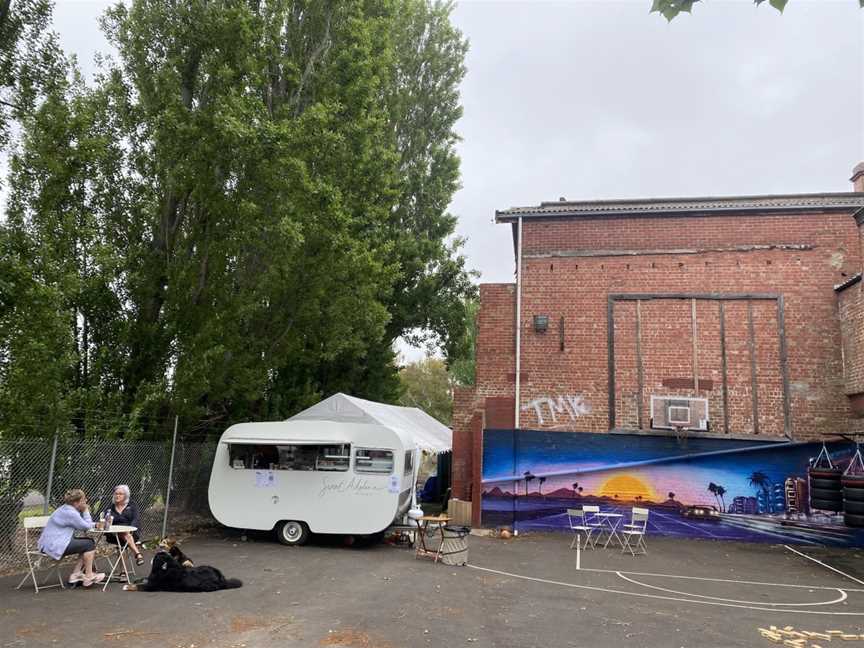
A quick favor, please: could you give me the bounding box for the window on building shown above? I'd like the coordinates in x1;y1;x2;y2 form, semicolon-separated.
228;443;350;472
354;448;394;474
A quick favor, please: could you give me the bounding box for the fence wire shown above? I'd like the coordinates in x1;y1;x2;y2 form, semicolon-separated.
0;436;217;574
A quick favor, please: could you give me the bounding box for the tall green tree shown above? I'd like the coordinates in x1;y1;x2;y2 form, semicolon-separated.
382;0;476;361
398;356;452;425
1;0;476;438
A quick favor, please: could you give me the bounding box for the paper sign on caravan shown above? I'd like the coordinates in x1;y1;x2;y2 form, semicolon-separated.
388;474;400;494
255;470;276;488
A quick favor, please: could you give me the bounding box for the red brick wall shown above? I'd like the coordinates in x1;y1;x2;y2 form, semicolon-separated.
459;210;863;442
451;386;478;500
839;280;864;407
475;284;517;397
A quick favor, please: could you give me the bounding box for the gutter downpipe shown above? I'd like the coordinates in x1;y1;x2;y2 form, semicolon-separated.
515;216;523;429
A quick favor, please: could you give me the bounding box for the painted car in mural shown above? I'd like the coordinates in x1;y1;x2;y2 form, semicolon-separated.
682;504;721;521
481;429;864;547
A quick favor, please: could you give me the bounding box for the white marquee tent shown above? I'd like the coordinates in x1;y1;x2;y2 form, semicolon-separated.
288;393;452;454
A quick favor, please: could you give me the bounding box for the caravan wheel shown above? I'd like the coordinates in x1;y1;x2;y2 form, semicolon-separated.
276;520;310;546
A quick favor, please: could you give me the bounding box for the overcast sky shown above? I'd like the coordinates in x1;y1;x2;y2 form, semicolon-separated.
55;0;864;283
49;0;864;358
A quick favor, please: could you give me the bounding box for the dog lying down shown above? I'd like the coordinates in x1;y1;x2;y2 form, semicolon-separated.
124;551;242;592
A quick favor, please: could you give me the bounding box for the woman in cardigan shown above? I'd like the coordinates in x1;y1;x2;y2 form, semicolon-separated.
105;484;144;565
38;489;106;587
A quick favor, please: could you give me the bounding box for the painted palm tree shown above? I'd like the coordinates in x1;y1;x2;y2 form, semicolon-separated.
572;482;579;495
523;471;535;496
748;470;772;513
707;482;721;510
715;485;727;513
748;471;770;492
538;476;547;495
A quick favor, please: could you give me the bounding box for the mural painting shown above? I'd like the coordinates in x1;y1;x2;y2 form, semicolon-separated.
481;429;864;547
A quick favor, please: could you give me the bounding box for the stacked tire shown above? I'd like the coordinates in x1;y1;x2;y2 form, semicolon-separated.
843;475;864;527
809;466;843;512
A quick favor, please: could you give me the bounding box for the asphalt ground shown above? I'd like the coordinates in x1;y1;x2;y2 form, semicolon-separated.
2;528;864;648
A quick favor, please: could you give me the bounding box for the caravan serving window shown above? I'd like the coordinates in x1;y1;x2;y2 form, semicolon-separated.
228;443;350;472
354;448;394;474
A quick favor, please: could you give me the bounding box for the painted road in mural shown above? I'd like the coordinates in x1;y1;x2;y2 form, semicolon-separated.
481;430;864;547
483;497;860;546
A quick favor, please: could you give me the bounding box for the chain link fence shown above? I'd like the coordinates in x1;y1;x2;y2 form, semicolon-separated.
0;434;218;575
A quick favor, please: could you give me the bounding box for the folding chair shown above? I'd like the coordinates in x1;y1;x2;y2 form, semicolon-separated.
566;508;596;550
15;516;71;593
581;504;604;542
621;507;649;556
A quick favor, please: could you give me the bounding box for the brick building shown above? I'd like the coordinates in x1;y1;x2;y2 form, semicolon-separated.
453;163;864;519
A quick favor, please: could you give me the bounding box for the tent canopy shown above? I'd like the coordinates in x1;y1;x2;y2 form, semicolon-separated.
288;393;452;454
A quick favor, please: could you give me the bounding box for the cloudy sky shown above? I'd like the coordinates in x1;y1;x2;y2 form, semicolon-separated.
48;1;864;358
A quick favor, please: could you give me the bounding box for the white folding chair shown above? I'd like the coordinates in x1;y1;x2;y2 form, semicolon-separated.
621;507;649;556
580;504;603;542
566;508;596;550
15;516;71;593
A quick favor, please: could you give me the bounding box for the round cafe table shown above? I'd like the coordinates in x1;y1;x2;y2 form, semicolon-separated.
593;513;624;549
89;525;137;591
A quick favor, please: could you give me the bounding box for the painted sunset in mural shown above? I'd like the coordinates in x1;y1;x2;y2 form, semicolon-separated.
481;429;864;547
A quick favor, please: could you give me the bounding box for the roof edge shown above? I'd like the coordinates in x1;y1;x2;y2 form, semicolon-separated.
496;192;864;223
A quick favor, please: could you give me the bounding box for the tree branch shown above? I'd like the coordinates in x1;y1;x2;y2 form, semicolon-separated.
291;7;333;117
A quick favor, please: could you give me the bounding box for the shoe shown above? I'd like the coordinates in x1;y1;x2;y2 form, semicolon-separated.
83;572;106;587
68;571;84;584
135;553;144;565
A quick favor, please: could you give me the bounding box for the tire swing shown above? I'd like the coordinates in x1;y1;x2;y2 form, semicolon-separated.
842;444;864;528
808;443;843;513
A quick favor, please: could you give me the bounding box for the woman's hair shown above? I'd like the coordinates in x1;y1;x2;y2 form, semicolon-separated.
114;484;131;502
63;489;86;505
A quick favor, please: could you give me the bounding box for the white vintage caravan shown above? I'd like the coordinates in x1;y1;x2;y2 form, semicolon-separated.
208;394;452;545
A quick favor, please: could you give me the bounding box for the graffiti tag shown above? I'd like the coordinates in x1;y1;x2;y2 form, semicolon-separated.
521;394;591;425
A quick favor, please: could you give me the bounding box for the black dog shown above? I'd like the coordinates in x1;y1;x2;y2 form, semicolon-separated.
125;551;242;592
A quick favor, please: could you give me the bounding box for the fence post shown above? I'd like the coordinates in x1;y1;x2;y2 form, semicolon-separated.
43;431;59;514
162;416;179;538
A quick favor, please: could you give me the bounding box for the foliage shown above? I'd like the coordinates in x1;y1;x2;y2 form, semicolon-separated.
448;297;478;386
398;356;452;426
0;0;67;154
651;0;863;21
0;0;475;439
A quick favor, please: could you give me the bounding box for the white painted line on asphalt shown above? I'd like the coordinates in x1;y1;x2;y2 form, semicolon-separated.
467;564;864;615
577;567;864;592
614;571;847;606
784;544;864;587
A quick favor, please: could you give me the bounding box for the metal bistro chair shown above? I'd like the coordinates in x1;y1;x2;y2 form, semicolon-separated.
621;507;649;556
582;504;604;543
16;516;72;593
566;508;596;550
